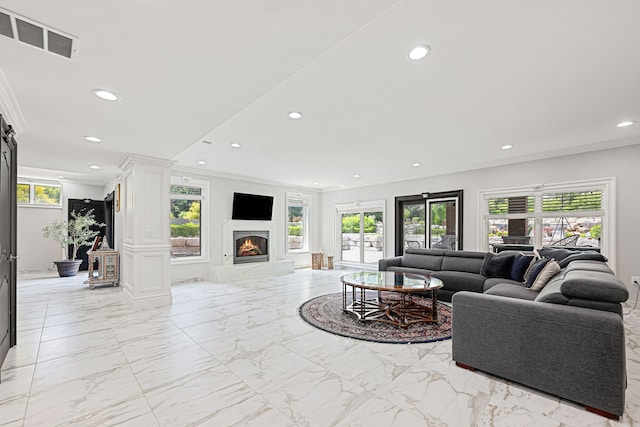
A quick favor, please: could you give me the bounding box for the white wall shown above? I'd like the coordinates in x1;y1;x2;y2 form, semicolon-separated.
319;144;640;296
169;170;322;283
17;181;106;273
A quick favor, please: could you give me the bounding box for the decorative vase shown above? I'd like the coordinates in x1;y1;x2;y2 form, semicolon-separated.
53;260;82;277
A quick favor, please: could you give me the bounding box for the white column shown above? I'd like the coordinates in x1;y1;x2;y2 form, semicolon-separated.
119;154;175;309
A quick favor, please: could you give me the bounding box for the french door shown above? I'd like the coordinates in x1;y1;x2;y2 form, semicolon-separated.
336;201;385;265
395;190;463;255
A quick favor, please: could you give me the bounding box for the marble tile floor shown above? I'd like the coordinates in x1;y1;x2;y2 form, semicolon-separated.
1;269;639;426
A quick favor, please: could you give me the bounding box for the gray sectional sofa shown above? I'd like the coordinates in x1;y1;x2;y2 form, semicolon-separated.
378;247;629;419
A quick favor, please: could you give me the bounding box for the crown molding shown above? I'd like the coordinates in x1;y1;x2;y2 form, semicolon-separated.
0;67;27;135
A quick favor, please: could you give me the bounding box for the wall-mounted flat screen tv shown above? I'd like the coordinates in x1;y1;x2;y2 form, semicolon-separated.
232;192;274;221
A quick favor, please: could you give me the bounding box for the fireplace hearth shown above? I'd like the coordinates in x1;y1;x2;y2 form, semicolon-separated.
234;230;269;264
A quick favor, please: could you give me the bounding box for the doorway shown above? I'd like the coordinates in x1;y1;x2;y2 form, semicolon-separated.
67;199;107;270
395;190;463;255
0;114;18;377
336;200;385;265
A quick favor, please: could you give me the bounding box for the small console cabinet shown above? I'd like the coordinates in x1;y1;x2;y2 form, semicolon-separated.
86;250;119;289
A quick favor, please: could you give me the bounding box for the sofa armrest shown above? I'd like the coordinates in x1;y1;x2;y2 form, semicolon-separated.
378;256;402;271
451;292;626;416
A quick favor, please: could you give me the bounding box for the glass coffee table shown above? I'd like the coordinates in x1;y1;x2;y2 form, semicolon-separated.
340;271;443;328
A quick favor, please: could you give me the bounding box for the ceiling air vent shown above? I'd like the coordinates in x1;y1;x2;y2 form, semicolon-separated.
0;7;78;60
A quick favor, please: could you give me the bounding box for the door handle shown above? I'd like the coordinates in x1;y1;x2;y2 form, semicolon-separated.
8;254;19;262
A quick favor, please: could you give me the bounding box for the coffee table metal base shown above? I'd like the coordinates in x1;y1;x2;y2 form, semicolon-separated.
342;284;438;328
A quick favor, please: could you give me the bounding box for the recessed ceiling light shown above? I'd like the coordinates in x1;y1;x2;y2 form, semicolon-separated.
57;175;64;179
501;144;513;150
196;160;206;165
353;174;361;178
230;142;241;148
84;136;101;143
313;181;319;185
617;121;635;128
93;89;119;101
88;164;101;170
412;162;422;167
408;45;430;60
288;111;303;119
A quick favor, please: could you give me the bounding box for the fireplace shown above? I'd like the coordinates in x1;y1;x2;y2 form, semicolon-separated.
233;230;269;264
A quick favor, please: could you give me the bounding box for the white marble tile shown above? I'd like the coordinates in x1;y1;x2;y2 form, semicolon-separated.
128;345;219;392
5;269;640;426
54;396;158;427
0;365;34;425
334;395;427;427
24;365;144;426
1;328;41;370
36;329;119;363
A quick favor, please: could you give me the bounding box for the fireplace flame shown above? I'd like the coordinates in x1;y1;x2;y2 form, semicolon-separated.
237;238;263;257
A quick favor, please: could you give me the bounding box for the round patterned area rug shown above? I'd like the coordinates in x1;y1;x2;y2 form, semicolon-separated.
298;292;452;344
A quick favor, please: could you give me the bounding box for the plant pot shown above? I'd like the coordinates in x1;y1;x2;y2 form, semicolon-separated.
53;260;82;277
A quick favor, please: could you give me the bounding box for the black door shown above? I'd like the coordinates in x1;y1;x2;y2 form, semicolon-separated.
104;191;115;249
67;199;106;270
0;114;18;380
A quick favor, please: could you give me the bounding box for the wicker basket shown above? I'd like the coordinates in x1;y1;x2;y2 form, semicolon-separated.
311;253;323;270
327;256;334;270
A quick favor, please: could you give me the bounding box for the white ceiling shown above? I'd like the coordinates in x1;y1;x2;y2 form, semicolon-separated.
2;1;639;190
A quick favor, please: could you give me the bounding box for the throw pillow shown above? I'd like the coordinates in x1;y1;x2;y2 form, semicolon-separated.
524;257;551;287
481;253;515;279
510;252;537;282
529;259;561;291
537;247;575;262
557;252;608;268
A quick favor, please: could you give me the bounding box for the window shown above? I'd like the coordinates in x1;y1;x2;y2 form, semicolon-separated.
286;192;311;253
336;200;385;265
170;177;208;260
480;178;614;262
17;180;61;206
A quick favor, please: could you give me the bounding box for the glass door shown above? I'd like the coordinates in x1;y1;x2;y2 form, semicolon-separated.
337;201;385;265
402;202;426;249
427;198;458;250
394;190;463;255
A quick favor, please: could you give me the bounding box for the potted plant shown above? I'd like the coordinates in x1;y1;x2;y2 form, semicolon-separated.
42;209;105;277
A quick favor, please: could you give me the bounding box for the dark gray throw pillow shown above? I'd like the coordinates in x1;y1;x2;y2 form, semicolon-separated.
557;251;608;268
537;247;574;262
481;253;515;279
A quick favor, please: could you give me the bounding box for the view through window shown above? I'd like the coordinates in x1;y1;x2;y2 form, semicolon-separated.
286;192;311;253
17;180;61;206
170;180;206;258
482;180;611;253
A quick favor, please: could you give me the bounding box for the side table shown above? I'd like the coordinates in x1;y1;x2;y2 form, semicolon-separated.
86;250;120;289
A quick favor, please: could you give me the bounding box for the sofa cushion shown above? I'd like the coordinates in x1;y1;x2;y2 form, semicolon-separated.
529;260;561;291
484;283;537;300
480;253;515;279
510;252;537;282
565;259;613;274
483;277;526;292
401;249;445;270
561;269;629;303
524;258;551;287
557;251;608;268
430;271;485;293
441;251;486;273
